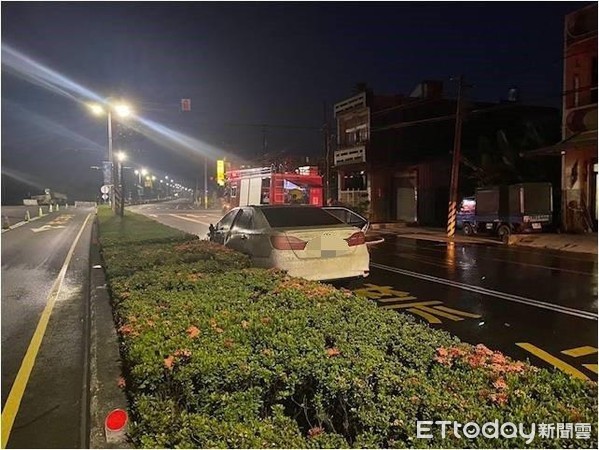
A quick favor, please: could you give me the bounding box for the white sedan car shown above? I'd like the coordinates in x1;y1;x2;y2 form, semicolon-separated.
208;205;370;282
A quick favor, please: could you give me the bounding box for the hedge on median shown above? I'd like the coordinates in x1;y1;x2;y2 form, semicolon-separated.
97;207;598;448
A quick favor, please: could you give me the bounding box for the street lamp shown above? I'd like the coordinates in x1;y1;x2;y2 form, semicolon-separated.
87;100;133;215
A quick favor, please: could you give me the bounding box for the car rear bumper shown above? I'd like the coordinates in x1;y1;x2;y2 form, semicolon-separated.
260;247;370;281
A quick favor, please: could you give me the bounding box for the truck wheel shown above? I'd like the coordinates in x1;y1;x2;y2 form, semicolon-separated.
462;223;474;236
497;225;511;244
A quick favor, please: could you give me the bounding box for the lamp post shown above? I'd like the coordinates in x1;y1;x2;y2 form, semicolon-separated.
88;101;132;214
116;151;127;217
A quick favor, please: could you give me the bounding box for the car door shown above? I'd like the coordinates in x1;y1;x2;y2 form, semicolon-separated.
323;206;370;233
212;209;241;245
227;208;255;254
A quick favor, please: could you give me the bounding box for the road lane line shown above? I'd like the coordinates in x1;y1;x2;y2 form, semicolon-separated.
370;262;598;321
434;305;482;319
1;212;93;448
516;343;590;380
560;346;598;357
168;214;211;226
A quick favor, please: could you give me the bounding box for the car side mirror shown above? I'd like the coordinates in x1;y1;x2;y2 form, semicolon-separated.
208;223;216;238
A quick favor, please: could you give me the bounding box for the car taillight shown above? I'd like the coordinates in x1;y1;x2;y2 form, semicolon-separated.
270;235;308;250
345;231;365;246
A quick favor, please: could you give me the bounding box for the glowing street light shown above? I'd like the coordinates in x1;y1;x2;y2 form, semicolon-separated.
87;99;134;216
114;103;132;118
89;104;104;116
116;151;127;162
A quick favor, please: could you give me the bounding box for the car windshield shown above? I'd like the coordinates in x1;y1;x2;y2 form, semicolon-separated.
261;206;344;228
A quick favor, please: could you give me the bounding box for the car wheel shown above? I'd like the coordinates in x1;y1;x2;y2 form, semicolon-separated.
497;225;511;244
462;223;474;236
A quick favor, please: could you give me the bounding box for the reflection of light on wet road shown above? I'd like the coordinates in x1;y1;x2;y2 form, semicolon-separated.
445;241;456;274
390;240;595;276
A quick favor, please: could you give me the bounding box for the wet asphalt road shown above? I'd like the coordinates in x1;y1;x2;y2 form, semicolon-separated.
362;235;597;381
1;206;94;448
133;200;598;381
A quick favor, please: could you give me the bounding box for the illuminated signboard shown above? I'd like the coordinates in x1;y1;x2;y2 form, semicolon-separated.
217;160;225;186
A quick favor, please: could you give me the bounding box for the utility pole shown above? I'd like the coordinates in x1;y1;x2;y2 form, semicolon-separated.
119;160;125;217
446;75;468;238
107;110;116;212
204;155;208;209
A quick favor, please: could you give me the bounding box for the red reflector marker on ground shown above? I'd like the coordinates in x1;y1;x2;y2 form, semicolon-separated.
105;409;128;443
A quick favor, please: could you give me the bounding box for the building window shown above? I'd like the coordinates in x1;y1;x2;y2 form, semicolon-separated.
574;75;580;107
341;171;367;191
357;125;368;143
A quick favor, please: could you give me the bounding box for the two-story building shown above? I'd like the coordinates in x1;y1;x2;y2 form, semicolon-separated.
333;82;457;223
333;81;560;225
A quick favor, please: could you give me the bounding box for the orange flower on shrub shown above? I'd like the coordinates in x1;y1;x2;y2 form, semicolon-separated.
308;427;324;438
434;347;451;366
241;320;249;329
260;317;272;325
493;377;508;391
224;338;234;349
187;325;200;338
489;392;509;406
164;355;175;370
326;347;341;357
118;323;135;336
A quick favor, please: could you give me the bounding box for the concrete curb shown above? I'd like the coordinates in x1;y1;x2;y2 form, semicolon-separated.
508;233;598;255
88;219;132;448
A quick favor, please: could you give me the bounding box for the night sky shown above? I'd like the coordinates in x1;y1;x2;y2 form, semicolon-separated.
1;1;589;203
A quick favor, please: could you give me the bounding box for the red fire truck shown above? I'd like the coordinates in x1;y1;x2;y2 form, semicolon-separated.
222;166;323;211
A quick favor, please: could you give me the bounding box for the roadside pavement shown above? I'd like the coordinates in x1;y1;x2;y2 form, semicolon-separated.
370;222;598;255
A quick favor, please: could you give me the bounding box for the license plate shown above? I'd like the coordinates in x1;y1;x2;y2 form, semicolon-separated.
532;223;541;230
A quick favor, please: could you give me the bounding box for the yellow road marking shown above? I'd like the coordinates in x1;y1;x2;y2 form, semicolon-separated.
560;346;598;358
418;305;464;321
380;300;442;309
434;305;482;319
376;296;418;303
1;213;92;448
583;364;598;374
407;308;442;324
516;343;590;381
